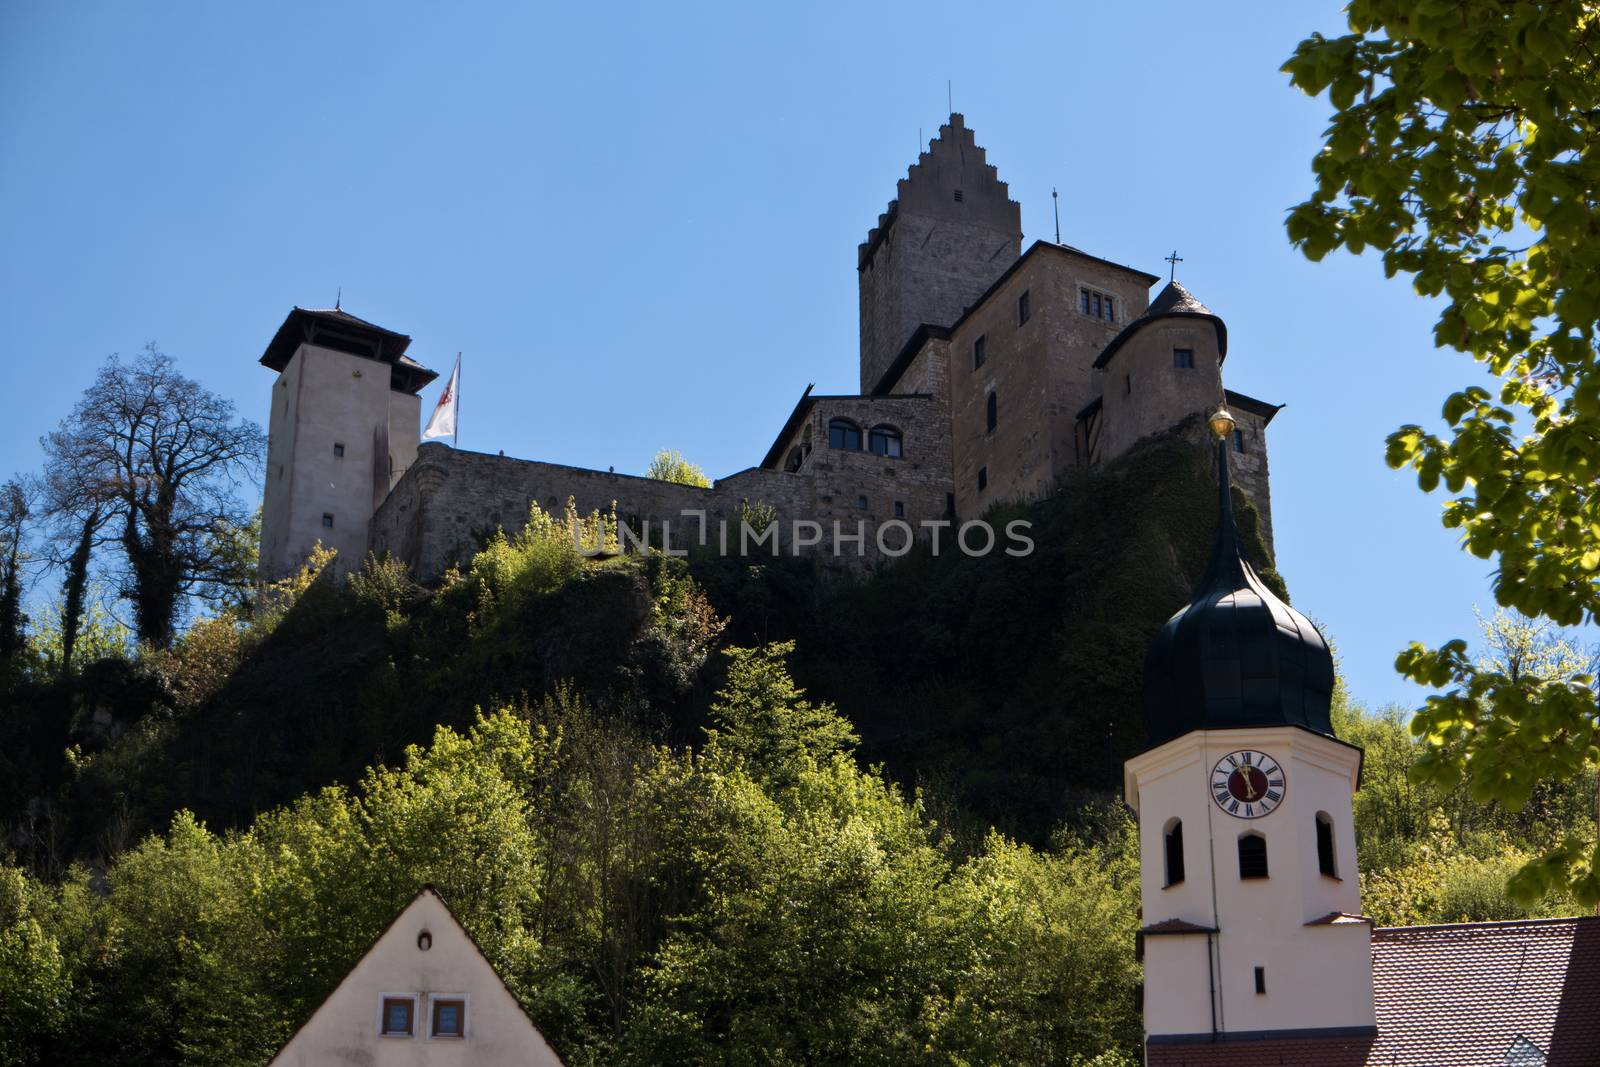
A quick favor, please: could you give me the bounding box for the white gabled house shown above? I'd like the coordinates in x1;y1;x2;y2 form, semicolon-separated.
268;885;565;1066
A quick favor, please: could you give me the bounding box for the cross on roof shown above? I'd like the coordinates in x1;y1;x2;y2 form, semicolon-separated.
1164;250;1183;283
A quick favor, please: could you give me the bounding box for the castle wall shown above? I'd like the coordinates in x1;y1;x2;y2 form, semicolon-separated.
946;246;1155;517
372;394;955;582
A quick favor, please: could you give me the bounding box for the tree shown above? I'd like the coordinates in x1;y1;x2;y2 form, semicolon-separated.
644;449;712;488
1285;1;1600;905
0;479;32;665
42;346;265;647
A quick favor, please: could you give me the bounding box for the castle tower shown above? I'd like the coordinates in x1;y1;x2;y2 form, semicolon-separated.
1124;411;1374;1049
258;307;437;581
857;113;1022;393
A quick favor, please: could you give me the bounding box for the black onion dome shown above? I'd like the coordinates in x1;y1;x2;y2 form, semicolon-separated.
1142;436;1336;747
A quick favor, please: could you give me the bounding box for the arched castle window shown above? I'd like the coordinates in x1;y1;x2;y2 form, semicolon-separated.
868;425;902;457
828;419;862;451
1316;812;1337;878
1238;832;1268;879
986;392;998;433
1163;818;1185;887
784;446;804;473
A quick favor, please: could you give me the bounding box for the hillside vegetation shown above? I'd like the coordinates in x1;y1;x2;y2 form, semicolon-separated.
0;429;1591;1067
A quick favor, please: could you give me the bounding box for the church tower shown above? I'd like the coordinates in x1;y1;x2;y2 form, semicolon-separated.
258;307;437;581
1124;408;1375;1048
857;114;1022;393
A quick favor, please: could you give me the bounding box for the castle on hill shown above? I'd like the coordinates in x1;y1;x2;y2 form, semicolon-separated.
259;113;1282;582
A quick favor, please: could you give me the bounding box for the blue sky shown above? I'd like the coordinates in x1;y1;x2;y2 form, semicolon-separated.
0;1;1531;708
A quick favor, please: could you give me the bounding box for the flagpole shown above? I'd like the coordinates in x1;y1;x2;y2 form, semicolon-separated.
454;352;461;449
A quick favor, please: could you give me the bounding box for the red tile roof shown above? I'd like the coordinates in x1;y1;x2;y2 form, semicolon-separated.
1148;915;1600;1067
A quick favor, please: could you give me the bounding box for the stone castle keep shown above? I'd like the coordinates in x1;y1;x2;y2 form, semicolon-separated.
259;114;1282;582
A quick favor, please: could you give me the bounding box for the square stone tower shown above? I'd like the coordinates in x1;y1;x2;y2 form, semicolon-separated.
858;113;1022;394
258;307;437;581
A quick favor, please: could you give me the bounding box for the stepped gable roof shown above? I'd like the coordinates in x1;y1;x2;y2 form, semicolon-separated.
1147;915;1600;1066
260;306;438;395
1093;280;1228;370
1141;425;1335;748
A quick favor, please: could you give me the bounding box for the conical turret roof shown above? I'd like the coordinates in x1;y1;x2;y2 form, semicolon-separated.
1093;280;1228;369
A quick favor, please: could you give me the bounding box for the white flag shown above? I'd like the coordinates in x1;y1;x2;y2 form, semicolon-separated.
423;356;459;443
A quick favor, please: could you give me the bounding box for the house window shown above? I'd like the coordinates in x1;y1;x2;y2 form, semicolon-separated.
894;501;905;518
856;495;868;509
1233;429;1246;454
828;419;862;451
431;997;466;1039
1316;813;1337;878
1173;348;1194;369
1238;833;1268;879
868;425;903;457
380;996;415;1037
322;513;335;529
973;334;987;369
986;392;998;433
1164;819;1185;887
1018;290;1031;325
977;467;988;492
1254;967;1266;995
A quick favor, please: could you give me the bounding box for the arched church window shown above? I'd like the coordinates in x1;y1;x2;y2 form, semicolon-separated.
1316;812;1337;878
828;419;862;451
868;425;903;457
986;392;998;433
1238;832;1268;879
1163;819;1185;886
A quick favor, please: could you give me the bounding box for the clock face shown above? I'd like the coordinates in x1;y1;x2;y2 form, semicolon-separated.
1211;750;1284;819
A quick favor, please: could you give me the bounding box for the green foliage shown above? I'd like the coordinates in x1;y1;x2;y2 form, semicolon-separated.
0;650;1142;1066
694;427;1283;843
645;448;712;488
1285;0;1600;904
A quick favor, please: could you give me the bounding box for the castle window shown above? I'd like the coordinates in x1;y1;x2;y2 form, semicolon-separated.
894;501;905;518
1233;429;1246;454
380;995;416;1037
856;495;868;509
868;425;903;457
977;467;988;491
1018;290;1031;325
1173;348;1194;369
333;442;346;457
1316;812;1338;878
322;513;335;529
785;446;804;473
1080;287;1116;321
953;189;963;202
973;334;987;369
1238;832;1268;879
1254;967;1266;995
1124;375;1132;396
1164;819;1185;887
828;419;862;451
431;997;466;1038
986;392;998;433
